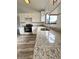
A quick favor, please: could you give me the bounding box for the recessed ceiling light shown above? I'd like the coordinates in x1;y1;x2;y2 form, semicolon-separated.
25;0;30;4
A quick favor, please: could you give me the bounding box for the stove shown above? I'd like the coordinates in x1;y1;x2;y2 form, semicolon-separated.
24;24;33;32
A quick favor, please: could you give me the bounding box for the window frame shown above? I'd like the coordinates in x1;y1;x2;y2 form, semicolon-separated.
45;14;58;24
49;14;57;24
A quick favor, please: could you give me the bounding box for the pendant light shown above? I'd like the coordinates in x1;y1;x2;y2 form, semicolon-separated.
25;0;30;4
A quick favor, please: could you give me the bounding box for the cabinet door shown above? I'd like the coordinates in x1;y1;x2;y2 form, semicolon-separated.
41;11;45;22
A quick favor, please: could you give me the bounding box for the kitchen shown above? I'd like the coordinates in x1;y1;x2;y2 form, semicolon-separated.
17;0;61;59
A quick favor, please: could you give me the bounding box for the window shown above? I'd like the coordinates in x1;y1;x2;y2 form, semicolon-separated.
49;15;57;23
45;14;57;24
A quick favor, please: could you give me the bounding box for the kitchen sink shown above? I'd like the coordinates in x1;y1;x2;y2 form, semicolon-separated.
41;28;49;31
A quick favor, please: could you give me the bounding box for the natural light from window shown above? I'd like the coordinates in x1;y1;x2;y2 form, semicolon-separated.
48;32;55;43
50;16;57;23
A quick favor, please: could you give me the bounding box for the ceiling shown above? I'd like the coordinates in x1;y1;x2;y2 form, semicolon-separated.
17;0;49;13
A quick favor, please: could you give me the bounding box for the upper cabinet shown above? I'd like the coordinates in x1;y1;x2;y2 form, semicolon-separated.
41;11;45;22
45;0;61;14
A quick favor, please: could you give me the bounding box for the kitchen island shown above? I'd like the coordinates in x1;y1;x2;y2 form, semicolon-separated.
33;27;61;59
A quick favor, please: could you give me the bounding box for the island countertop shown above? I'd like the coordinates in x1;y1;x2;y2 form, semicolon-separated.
33;27;61;59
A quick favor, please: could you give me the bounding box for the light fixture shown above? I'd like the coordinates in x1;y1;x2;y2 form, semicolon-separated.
25;0;30;4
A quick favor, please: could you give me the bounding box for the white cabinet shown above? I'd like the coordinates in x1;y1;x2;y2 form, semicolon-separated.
41;11;45;22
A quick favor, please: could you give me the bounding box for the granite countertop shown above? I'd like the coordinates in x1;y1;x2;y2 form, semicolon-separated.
33;27;61;59
43;24;61;32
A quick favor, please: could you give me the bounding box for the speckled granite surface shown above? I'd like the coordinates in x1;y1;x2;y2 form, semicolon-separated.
33;27;61;59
